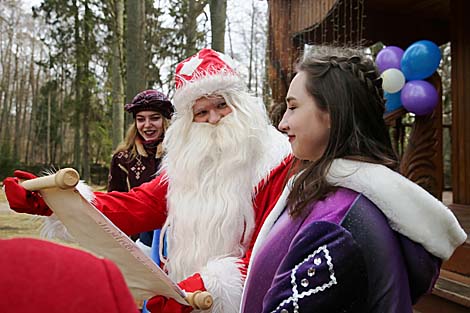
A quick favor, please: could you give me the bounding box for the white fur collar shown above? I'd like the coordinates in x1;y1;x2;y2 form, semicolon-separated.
250;159;466;264
327;159;467;260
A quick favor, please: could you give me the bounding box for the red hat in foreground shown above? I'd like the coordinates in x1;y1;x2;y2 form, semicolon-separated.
0;238;138;313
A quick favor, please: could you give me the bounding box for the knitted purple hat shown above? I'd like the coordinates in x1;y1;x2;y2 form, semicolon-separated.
125;90;174;119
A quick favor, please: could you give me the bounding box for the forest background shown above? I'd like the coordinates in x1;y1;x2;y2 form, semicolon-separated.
0;0;452;188
0;0;270;184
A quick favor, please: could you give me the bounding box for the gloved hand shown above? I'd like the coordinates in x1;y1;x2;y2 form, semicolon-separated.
2;170;52;216
146;273;206;313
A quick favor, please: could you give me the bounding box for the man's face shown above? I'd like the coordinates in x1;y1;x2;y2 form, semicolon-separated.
192;95;233;124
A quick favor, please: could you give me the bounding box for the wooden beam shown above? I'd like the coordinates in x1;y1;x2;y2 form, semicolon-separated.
450;0;470;205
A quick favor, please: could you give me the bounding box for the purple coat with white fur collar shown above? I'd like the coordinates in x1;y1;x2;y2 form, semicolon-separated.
241;188;441;313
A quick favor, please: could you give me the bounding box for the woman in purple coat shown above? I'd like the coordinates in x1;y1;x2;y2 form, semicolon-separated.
241;47;466;313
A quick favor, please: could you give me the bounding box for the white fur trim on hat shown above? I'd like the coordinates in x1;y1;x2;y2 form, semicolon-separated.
173;72;243;114
200;257;244;313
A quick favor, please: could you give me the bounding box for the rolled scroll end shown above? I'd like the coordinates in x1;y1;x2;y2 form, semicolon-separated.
54;168;80;189
185;291;213;310
21;168;80;191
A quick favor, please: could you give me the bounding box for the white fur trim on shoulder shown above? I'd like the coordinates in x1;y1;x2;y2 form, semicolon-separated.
200;257;244;313
328;159;467;260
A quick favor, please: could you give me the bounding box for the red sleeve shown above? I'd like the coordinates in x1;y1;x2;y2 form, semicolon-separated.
93;173;168;236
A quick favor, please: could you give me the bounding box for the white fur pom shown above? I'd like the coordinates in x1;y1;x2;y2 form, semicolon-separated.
200;257;244;313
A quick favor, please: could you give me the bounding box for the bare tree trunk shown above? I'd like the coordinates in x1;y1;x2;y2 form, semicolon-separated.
20;67;29;163
125;0;146;126
13;51;27;161
111;0;124;149
26;49;42;165
183;0;208;58
209;0;226;52
81;0;92;182
248;0;256;91
0;27;13;147
12;46;20;159
57;65;65;164
262;15;271;107
226;13;234;58
254;34;259;96
72;0;82;171
25;60;35;164
46;90;51;163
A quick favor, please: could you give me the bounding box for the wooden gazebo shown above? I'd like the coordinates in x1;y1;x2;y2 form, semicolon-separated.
267;0;469;311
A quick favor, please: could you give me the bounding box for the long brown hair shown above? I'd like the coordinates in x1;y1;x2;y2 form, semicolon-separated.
114;116;170;160
287;46;398;218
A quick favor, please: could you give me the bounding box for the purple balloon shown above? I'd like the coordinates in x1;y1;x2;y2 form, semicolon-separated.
400;80;439;116
376;46;404;73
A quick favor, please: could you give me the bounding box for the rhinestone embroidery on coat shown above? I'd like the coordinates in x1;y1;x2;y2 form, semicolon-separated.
130;156;146;180
271;245;337;313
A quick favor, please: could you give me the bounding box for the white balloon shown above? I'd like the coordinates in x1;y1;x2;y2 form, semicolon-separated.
381;68;406;93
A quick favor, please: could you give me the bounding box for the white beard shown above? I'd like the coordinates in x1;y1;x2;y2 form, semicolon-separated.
161;96;272;281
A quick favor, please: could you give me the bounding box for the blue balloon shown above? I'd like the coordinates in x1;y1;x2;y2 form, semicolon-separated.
401;40;441;80
384;91;402;113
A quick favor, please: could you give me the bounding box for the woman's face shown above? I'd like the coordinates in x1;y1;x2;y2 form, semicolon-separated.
135;110;164;142
192;95;232;124
279;71;330;161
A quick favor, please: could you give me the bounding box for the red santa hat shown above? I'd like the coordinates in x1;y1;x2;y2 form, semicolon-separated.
0;238;138;313
173;48;243;113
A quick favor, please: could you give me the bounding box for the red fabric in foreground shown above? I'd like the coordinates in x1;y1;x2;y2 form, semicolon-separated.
0;238;138;313
146;272;206;313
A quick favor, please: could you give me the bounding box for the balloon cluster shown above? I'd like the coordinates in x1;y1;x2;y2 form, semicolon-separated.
376;40;441;115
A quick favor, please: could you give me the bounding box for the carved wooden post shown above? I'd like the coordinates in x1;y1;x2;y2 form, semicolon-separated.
399;73;443;200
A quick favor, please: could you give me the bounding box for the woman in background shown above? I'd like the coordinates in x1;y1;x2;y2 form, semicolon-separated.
108;89;173;250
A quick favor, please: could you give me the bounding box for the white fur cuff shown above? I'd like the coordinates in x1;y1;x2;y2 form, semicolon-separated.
200;257;244;313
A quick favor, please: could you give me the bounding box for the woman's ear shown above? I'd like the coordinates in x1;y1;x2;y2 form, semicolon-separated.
324;112;331;130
